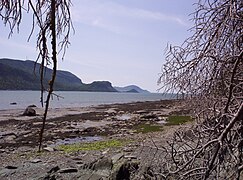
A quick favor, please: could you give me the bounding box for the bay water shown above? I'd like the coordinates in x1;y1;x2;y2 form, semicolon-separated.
0;91;173;110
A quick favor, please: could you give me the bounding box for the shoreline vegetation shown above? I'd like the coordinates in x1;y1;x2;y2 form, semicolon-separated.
0;99;192;179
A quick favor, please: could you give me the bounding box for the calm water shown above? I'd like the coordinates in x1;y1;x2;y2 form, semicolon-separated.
0;91;173;110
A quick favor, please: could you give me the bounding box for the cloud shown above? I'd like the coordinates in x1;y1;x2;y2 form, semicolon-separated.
71;0;188;33
130;9;188;26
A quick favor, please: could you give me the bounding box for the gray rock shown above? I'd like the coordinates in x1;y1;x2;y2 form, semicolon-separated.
0;149;5;153
43;146;55;152
48;166;60;174
106;108;117;114
111;153;124;164
44;174;57;180
0;168;14;178
0;131;17;138
124;155;137;159
123;147;134;152
17;146;32;152
111;159;139;180
30;159;42;163
136;110;149;114
4;135;16;142
19;130;32;137
91;157;112;171
80;157;112;178
28;104;37;108
23;107;36;116
77;173;105;180
80;155;140;180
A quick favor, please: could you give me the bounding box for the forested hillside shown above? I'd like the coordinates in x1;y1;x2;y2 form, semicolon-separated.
0;58;117;92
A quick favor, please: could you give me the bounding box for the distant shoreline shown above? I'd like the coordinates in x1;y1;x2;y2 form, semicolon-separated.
0;99;179;122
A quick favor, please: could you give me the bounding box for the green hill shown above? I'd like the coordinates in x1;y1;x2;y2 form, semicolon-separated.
0;58;117;92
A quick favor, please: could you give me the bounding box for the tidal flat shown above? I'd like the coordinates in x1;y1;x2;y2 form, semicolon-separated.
0;99;192;179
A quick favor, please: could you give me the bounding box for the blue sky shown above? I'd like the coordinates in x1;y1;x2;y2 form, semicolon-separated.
0;0;197;92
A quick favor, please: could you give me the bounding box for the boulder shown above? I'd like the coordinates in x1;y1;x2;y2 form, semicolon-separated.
111;159;139;180
28;104;37;108
23;107;36;116
85;157;112;171
111;153;124;164
80;154;139;179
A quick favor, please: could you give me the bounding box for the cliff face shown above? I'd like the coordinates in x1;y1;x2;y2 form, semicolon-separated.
0;58;117;92
82;81;118;92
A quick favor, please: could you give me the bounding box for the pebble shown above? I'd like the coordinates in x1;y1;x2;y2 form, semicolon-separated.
0;149;5;153
123;147;133;152
136;110;149;114
30;159;42;163
102;148;110;155
124;155;137;159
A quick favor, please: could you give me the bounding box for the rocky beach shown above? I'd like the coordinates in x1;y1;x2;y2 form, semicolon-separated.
0;99;192;179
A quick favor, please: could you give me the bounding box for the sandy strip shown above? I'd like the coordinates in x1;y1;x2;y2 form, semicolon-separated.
0;106;95;121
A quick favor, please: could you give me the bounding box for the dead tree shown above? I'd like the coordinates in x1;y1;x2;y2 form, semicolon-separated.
0;0;73;151
156;0;243;179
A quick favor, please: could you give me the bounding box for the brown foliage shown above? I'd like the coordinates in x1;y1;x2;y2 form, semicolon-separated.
157;0;243;179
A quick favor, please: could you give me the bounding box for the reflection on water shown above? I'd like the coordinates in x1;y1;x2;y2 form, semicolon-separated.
53;136;102;146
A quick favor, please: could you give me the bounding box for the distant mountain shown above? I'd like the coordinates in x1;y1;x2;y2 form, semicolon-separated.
114;85;150;93
81;81;117;92
125;89;139;93
0;58;117;92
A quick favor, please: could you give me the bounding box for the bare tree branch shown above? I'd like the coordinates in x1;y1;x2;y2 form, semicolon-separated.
0;0;73;152
155;0;243;179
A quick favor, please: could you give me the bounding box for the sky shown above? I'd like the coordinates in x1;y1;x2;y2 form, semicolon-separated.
0;0;197;92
